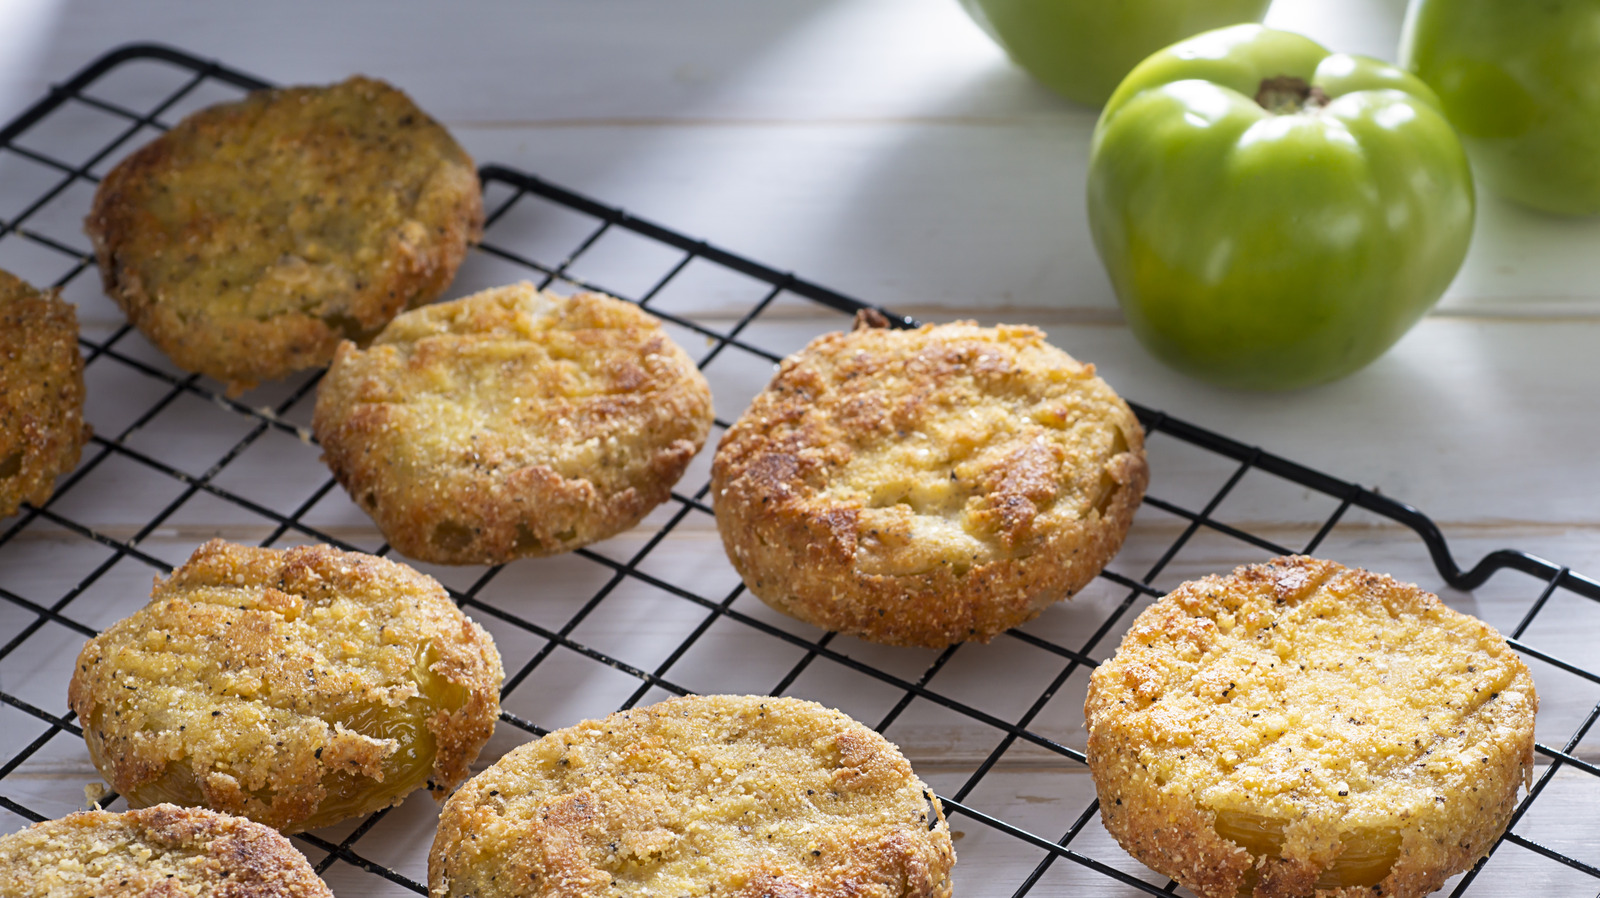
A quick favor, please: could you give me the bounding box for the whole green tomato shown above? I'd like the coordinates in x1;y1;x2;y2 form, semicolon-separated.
1087;25;1475;391
956;0;1270;107
1402;0;1600;216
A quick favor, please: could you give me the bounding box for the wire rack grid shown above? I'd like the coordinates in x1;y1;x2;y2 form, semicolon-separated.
0;43;1598;898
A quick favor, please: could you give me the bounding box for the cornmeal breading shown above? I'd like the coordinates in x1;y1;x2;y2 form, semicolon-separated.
68;540;504;833
1085;556;1538;898
429;695;954;898
0;804;331;898
711;313;1147;647
313;283;714;565
85;76;483;394
0;269;90;518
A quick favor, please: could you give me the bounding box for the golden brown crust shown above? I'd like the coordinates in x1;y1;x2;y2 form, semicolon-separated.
85;76;483;395
68;539;504;833
0;269;90;518
429;694;954;898
1084;556;1539;898
710;316;1147;648
313;283;715;565
0;803;332;897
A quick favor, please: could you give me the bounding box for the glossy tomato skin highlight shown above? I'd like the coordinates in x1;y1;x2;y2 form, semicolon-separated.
1402;0;1600;216
956;0;1271;107
1087;25;1475;391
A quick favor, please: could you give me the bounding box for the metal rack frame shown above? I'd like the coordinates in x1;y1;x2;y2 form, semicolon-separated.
0;43;1596;897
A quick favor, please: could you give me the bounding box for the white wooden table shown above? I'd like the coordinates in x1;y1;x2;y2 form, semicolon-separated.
0;2;1596;896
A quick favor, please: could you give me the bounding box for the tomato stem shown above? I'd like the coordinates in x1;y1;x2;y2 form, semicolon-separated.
1255;76;1329;114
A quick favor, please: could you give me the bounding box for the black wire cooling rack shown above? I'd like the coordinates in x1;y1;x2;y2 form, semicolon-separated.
1;43;1598;897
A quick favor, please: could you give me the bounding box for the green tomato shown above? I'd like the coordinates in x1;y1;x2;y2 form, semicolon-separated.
1087;25;1475;391
1401;0;1600;216
956;0;1270;107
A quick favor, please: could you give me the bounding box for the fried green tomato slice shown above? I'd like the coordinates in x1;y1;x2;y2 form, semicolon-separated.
0;804;331;898
314;283;714;565
711;312;1148;648
0;269;90;518
69;539;504;833
430;695;955;898
1085;556;1538;898
85;76;483;395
